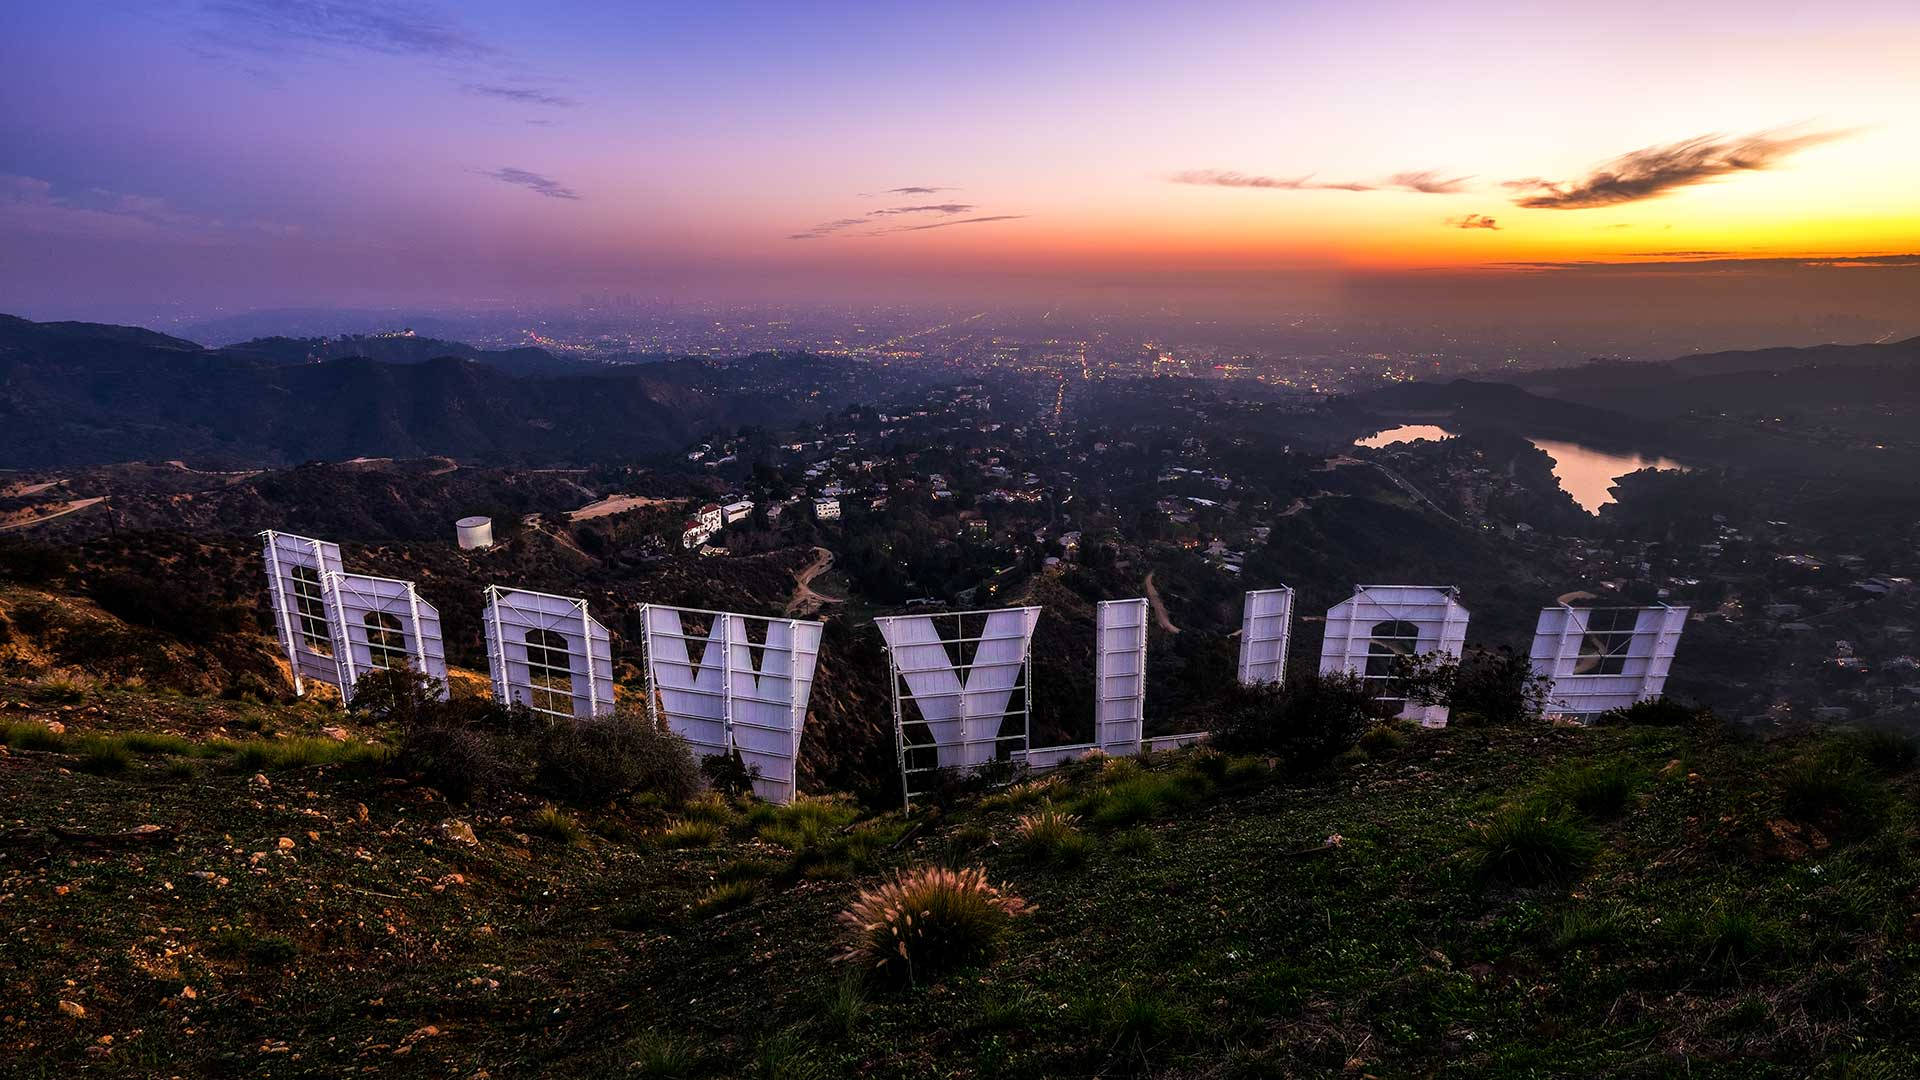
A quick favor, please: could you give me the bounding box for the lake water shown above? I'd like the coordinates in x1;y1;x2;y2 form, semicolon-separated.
1526;438;1688;513
1354;424;1687;512
1355;424;1457;448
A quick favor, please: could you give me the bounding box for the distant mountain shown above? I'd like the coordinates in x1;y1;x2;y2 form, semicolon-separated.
1506;336;1920;418
219;333;609;377
0;314;866;468
1346;378;1662;450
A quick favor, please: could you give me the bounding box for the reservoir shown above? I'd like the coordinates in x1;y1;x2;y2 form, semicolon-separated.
1355;425;1687;512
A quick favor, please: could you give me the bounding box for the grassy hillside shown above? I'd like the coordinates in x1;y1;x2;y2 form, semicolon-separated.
3;677;1919;1078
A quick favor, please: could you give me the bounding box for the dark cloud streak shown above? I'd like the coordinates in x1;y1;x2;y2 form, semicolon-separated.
1173;169;1469;194
482;168;580;200
465;84;578;108
1507;129;1850;209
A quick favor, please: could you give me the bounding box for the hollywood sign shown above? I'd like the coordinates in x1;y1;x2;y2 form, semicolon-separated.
262;532;1686;805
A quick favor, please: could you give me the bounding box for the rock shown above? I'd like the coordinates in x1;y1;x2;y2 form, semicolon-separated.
57;999;85;1018
45;721;66;736
277;836;295;851
250;773;271;791
321;726;350;742
441;819;479;847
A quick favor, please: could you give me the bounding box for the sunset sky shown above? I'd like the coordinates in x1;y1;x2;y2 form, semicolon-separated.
4;1;1919;317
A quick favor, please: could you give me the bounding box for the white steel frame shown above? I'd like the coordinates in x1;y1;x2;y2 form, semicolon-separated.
1320;585;1471;727
638;604;823;804
1023;598;1151;769
1529;603;1688;718
1237;586;1295;686
260;530;345;696
876;606;1040;805
482;586;615;719
322;571;448;701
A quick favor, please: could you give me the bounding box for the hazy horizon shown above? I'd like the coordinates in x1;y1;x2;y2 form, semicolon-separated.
5;1;1920;343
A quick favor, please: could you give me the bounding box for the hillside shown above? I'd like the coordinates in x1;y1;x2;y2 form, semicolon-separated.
0;315;902;469
3;676;1918;1077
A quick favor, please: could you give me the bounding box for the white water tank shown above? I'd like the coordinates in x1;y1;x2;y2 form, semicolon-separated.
455;515;494;550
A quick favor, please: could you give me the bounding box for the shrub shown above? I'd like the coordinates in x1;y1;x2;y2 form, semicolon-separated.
1014;805;1089;866
1544;758;1641;819
626;1030;698;1078
1203;671;1382;771
1547;906;1624;954
979;777;1057;811
399;725;515;803
755;796;861;850
658;819;723;849
1397;646;1551;727
209;926;297;967
692;880;758;918
1852;728;1919;774
818;973;865;1038
751;1030;826;1080
1698;905;1782;972
88;570;250;643
680;791;743;828
1074;985;1199;1059
1781;745;1892;839
121;731;197;757
1471;802;1599;885
76;737;132;775
1077;769;1210;828
1597;697;1699;727
1357;723;1410;758
530;804;587;846
535;711;700;805
2;721;69;752
29;676;89;704
837;866;1033;983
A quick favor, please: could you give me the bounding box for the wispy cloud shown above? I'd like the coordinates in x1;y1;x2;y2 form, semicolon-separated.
1505;129;1851;209
890;214;1025;232
482;167;580;200
869;203;975;216
876;186;955;196
789;203;1007;238
1173;169;1469;194
195;0;494;59
465;83;577;108
1447;213;1500;230
0;173;302;242
787;218;871;240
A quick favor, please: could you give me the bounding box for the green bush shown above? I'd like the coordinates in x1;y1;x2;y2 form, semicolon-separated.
1852;728;1918;774
1014;805;1089;866
530;804;587;846
1781;745;1893;839
209;926;298;968
535;711;700;805
1544;758;1641;819
1202;671;1382;771
1471;802;1599;885
1597;697;1699;727
2;721;69;752
658;819;723;849
76;737;132;775
692;880;759;918
1396;646;1551;727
